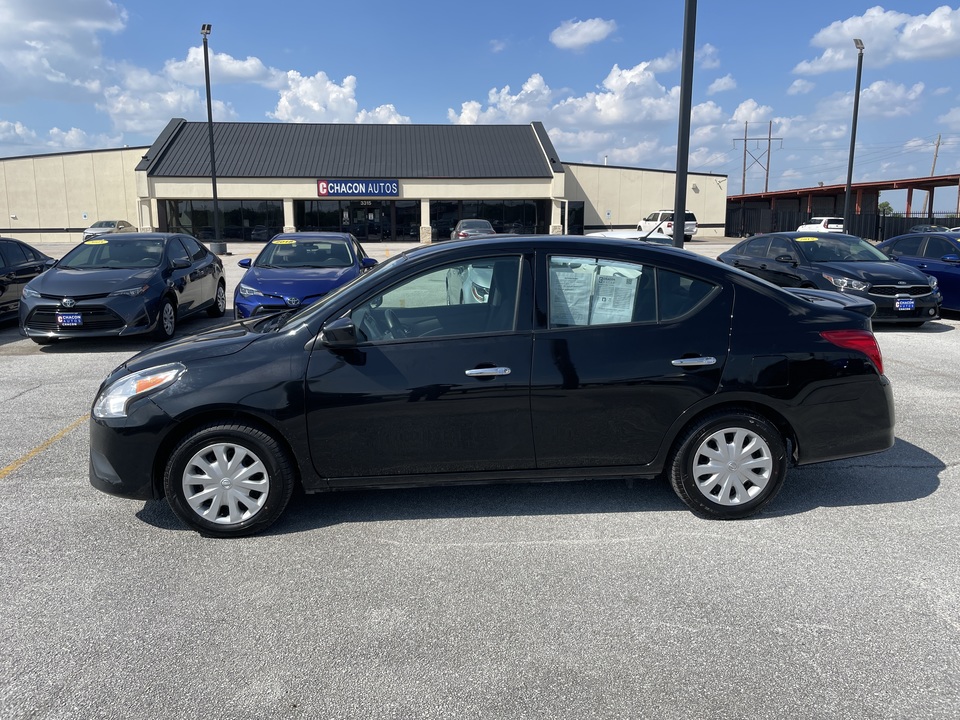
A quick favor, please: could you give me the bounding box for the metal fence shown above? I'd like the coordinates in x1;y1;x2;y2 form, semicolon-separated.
725;208;960;241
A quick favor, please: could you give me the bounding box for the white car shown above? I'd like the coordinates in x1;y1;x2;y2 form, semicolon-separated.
586;229;673;245
637;210;698;241
82;219;136;240
797;217;844;233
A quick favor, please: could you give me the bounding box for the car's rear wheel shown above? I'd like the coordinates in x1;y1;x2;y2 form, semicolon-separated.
207;281;227;317
153;297;176;341
668;410;786;519
163;423;296;537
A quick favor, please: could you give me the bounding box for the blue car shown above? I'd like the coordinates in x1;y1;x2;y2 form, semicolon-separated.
234;232;376;318
875;231;960;311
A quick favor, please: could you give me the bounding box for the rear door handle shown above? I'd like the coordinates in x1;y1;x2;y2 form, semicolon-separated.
671;357;717;367
465;367;512;377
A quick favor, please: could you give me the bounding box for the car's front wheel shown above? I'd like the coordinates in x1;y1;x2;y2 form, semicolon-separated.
207;281;227;317
163;423;296;537
668;410;786;519
153;297;176;341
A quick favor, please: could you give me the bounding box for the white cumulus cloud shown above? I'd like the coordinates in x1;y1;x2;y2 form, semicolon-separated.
549;18;617;51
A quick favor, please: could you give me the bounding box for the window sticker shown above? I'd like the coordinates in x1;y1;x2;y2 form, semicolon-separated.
796;236;818;242
272;239;297;245
85;239;108;245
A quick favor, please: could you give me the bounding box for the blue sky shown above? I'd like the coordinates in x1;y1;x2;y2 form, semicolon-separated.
2;1;960;211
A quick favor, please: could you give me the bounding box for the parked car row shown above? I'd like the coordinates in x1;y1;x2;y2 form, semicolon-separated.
722;227;960;317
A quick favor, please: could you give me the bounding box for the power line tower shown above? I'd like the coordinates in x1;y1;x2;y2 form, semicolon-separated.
734;121;783;194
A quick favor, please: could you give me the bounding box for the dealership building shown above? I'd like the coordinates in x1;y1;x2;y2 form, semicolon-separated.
0;119;727;244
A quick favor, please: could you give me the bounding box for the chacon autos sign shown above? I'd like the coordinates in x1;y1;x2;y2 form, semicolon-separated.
317;179;400;198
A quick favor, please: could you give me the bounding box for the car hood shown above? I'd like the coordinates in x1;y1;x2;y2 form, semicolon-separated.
241;266;355;296
124;321;259;372
816;261;929;284
30;267;156;295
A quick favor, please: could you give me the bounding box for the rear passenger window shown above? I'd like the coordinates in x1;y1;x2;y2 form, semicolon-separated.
924;237;954;259
547;256;717;327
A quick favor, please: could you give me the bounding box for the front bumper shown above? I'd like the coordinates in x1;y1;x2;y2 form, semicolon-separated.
89;398;174;500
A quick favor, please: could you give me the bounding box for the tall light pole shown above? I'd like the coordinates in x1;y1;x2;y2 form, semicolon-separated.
842;38;865;235
672;0;697;249
201;23;221;246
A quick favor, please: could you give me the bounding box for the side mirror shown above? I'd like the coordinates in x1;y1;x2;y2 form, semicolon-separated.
941;254;960;263
171;258;191;269
238;258;252;268
361;257;378;269
774;254;798;265
320;316;358;348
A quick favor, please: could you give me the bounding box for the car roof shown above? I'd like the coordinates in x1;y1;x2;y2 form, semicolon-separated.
270;232;352;241
743;231;861;240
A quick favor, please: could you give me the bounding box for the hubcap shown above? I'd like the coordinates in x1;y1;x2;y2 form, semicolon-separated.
181;442;270;525
691;427;773;506
162;303;175;335
217;286;226;311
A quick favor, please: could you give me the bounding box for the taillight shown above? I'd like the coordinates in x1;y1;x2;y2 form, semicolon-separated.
666;222;673;230
820;329;883;375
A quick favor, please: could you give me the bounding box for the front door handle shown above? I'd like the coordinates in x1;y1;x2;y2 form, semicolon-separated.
465;367;512;377
671;356;717;367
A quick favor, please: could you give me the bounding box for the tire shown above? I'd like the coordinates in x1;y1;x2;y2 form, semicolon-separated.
668;410;786;519
153;296;176;341
207;281;227;318
163;422;296;538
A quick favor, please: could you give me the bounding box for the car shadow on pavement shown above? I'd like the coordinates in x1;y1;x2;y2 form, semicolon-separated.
134;437;942;536
873;319;954;334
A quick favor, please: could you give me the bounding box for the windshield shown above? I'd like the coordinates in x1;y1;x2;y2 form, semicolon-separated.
91;221;116;229
255;238;354;268
462;220;493;230
59;238;164;269
794;234;888;263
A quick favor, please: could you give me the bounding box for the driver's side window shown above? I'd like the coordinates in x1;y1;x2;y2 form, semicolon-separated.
351;256;521;342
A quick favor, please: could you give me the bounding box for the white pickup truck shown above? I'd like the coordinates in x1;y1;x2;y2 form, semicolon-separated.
637;210;698;241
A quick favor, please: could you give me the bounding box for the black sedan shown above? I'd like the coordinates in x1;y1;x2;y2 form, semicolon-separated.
875;231;960;311
0;237;52;323
717;232;941;325
90;235;894;537
20;233;225;344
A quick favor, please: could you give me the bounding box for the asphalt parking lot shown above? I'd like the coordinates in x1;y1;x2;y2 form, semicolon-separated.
1;237;958;719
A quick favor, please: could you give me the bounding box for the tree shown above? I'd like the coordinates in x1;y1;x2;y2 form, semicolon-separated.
877;201;894;215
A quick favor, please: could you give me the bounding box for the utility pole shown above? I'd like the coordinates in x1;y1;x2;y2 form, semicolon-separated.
920;133;941;217
734;121;782;194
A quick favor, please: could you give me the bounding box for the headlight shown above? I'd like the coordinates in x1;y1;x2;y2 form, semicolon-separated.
926;274;939;290
238;283;264;298
823;273;869;292
23;286;40;298
109;284;150;297
93;363;184;418
471;282;489;302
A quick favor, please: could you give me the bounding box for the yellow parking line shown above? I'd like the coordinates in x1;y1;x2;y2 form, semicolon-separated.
0;415;88;481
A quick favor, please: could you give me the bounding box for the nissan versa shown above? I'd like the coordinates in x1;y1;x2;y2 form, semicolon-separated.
90;235;895;537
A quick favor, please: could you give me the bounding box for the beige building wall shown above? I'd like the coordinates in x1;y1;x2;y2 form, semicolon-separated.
0;148;146;244
1;146;726;246
562;163;727;237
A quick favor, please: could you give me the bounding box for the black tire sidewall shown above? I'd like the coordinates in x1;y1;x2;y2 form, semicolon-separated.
163;423;295;537
670;411;786;519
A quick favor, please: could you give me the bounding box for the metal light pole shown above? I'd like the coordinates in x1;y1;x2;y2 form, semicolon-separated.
201;23;222;249
842;38;865;235
672;0;697;248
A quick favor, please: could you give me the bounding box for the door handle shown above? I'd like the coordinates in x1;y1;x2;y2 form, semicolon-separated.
671;357;717;367
465;367;512;377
